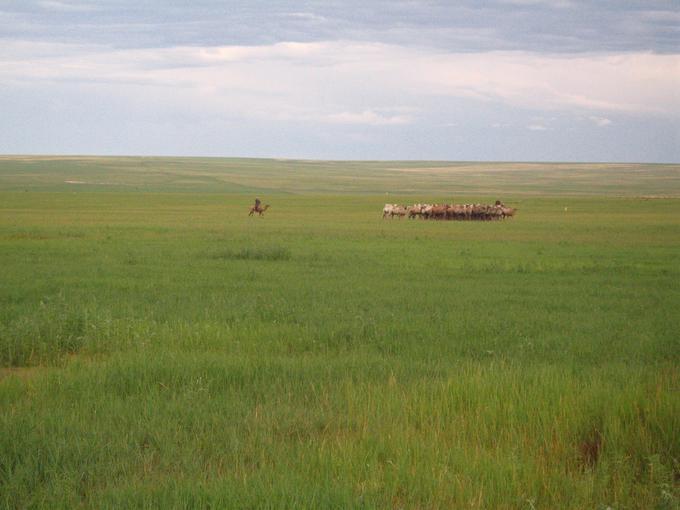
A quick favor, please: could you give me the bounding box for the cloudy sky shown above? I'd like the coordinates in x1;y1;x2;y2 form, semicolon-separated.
1;1;678;162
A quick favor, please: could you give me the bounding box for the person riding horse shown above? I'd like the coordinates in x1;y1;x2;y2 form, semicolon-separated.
254;197;261;212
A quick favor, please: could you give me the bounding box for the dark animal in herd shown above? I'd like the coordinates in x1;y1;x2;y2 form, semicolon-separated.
383;202;516;220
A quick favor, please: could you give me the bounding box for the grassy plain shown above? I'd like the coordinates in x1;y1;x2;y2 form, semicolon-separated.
0;157;679;508
1;155;679;196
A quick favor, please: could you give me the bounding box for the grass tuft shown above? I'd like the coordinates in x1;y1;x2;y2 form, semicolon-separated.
212;245;292;261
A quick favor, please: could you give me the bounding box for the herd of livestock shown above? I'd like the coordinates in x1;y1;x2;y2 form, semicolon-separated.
383;201;517;220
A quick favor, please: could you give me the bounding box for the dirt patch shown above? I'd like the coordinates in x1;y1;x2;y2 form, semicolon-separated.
578;429;603;469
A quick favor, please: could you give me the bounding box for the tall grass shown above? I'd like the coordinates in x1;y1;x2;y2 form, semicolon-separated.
0;192;678;508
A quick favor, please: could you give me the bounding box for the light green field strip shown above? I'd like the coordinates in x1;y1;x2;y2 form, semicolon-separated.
1;156;679;196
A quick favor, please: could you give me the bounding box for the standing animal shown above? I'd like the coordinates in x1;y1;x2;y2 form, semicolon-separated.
380;202;515;220
383;204;407;219
383;204;396;218
446;204;466;220
392;205;407;219
489;206;504;220
407;204;424;219
501;207;516;219
248;204;270;216
430;205;448;220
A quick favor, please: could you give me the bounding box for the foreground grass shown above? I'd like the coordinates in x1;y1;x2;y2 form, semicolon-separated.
1;191;679;508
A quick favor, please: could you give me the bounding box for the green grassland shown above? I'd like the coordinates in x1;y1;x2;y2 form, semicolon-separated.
1;157;679;508
2;155;679;196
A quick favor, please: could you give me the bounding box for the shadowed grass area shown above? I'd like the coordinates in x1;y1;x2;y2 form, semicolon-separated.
0;166;679;507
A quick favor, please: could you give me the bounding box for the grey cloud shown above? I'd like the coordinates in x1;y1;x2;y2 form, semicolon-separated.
36;0;100;12
0;0;677;53
0;0;678;162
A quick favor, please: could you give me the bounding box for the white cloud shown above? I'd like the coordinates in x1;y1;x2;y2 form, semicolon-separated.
589;116;613;127
527;124;548;131
413;51;680;115
0;40;678;128
640;10;680;23
37;1;98;12
324;110;411;125
498;0;573;7
284;12;329;23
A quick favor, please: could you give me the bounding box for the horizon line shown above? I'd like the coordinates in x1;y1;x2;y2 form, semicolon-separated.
1;154;678;165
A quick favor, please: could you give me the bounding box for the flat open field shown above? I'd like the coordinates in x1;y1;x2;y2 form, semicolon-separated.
2;155;679;196
1;157;679;508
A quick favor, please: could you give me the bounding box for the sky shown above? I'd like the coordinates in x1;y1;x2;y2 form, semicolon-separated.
0;0;679;162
